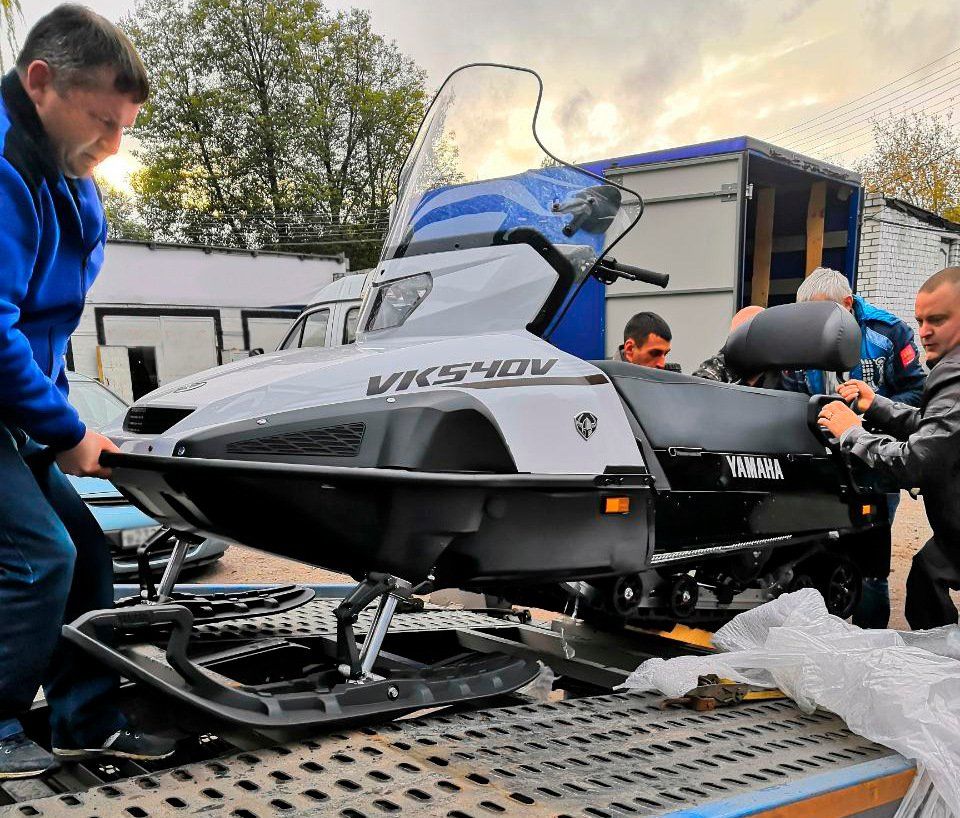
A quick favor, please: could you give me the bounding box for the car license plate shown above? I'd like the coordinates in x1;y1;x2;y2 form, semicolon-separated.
121;526;162;549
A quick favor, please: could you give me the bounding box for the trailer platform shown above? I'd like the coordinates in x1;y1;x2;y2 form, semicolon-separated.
0;588;915;818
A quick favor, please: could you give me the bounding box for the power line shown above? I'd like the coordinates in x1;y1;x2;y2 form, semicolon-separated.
771;45;960;141
176;225;388;238
790;89;960;158
802;91;960;159
784;70;960;153
180;216;389;227
782;59;960;148
269;236;383;247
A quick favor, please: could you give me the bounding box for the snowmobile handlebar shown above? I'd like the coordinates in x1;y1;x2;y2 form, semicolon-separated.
595;257;670;289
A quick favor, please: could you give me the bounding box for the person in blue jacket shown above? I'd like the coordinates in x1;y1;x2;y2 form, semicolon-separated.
782;267;926;629
0;6;174;779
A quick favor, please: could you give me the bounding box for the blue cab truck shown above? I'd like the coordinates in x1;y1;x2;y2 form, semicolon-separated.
551;136;863;372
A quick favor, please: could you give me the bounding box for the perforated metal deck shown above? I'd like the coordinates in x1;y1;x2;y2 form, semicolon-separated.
4;599;902;817
190;598;521;641
2;691;891;818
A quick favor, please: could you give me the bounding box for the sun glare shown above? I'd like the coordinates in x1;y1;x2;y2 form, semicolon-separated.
94;149;140;195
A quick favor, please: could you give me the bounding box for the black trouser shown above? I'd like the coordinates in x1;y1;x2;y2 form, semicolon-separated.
905;537;960;630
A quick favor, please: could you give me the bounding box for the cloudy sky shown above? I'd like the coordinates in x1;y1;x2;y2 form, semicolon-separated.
15;0;960;189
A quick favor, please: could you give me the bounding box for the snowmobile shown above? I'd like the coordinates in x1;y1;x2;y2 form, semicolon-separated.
70;64;888;729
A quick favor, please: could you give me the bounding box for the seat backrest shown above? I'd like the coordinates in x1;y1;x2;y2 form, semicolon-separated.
592;361;825;455
725;301;861;374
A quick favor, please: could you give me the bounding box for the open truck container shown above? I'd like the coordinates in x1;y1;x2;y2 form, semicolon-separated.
550;137;862;373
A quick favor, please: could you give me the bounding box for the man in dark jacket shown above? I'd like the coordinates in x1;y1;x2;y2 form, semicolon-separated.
0;6;174;778
819;266;960;629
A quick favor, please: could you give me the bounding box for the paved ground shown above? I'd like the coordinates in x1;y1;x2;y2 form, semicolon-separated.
194;492;954;631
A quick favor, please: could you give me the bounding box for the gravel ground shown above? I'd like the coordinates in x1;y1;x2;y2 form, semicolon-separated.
194;491;955;631
887;491;960;630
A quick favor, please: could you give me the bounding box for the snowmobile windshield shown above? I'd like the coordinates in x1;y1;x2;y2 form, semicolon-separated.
381;65;638;289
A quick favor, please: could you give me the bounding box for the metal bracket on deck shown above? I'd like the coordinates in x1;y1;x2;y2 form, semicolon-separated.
125;526;315;624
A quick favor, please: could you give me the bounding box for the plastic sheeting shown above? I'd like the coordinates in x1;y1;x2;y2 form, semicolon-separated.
619;589;960;817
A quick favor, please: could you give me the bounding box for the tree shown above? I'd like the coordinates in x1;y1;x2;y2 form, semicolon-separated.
1;0;20;71
100;179;154;242
855;112;960;222
121;0;426;268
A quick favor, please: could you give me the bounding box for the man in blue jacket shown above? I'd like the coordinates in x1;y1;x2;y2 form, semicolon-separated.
782;267;926;628
0;6;174;778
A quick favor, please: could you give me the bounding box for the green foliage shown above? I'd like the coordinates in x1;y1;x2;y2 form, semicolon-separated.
855;112;960;223
121;0;426;267
0;0;21;71
99;179;154;242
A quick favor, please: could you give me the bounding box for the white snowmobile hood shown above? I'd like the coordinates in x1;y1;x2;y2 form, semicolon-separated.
103;331;633;466
130;343;379;409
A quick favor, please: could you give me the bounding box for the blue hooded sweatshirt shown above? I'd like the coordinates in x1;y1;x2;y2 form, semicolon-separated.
0;71;107;450
782;295;926;406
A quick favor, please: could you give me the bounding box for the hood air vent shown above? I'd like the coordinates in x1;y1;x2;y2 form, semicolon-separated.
226;422;365;457
123;406;195;435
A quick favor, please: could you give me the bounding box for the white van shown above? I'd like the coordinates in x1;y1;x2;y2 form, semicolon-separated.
277;269;375;351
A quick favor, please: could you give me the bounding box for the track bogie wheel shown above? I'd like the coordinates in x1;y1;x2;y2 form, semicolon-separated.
668;575;699;619
811;557;862;618
611;575;643;617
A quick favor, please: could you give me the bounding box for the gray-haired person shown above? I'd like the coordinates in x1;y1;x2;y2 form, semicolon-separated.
0;5;174;778
782;267;926;629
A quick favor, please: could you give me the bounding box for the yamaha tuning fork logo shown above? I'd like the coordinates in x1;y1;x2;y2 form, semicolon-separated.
575;412;598;440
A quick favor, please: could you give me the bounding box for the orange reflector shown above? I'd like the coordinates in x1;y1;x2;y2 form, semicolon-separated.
604;497;630;514
862;504;873;516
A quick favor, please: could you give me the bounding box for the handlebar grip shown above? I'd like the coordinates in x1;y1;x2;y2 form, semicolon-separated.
609;259;669;288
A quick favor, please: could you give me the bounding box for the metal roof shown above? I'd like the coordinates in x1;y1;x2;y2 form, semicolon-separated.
582;135;861;184
879;196;960;233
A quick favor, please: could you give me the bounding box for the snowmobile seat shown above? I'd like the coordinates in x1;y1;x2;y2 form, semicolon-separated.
593;362;824;455
594;300;862;456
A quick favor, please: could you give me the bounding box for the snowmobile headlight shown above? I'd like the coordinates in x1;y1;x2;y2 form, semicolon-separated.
365;273;433;332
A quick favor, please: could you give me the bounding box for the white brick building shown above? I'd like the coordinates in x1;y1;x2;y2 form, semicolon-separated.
857;194;960;337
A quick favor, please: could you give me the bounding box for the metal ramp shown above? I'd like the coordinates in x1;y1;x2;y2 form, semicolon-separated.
0;692;897;817
1;599;910;817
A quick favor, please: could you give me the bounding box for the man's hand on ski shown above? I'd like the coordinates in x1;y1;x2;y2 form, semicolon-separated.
56;430;120;478
837;378;876;413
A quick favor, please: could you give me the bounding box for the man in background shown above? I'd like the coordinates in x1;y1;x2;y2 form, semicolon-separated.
693;305;780;388
618;311;673;369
